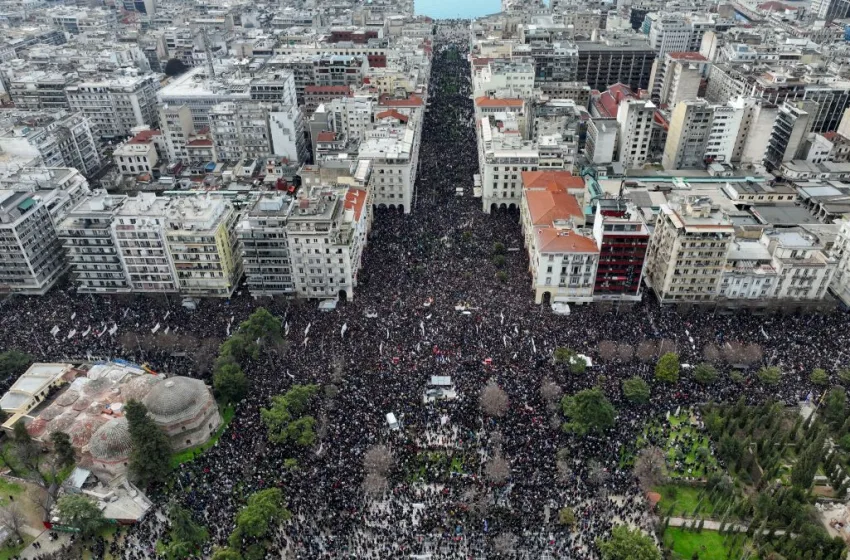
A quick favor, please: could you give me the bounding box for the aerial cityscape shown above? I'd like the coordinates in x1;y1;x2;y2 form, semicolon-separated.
1;0;850;558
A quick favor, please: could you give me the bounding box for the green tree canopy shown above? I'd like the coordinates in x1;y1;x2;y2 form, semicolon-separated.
260;385;320;445
596;525;661;560
51;431;76;469
810;368;829;386
654;352;680;384
213;362;249;405
156;502;208;560
824;387;847;427
561;388;616;435
125;400;173;487
0;350;33;377
692;363;719;385
553;348;587;374
558;506;576;526
238;308;283;347
622;377;650;404
56;494;106;540
757;366;782;386
211;548;243;560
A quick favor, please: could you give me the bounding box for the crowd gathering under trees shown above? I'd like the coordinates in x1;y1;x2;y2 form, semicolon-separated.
0;21;848;560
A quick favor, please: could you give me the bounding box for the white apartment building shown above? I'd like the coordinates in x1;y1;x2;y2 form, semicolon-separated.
617;99;655;168
112;194;177;293
729;97;778;165
113;130;160;176
662;99;714;170
830;218;850;307
159;104;194;164
720;240;779;300
359;124;418;213
704;104;744;164
645;198;735;303
0;190;69;295
314;96;376;142
473;60;535;100
286;185;369;301
586;118;617;164
479;113;539;213
0;110;101;177
7;71;75;111
762;229;835;301
65;74;159;139
56;192;130;293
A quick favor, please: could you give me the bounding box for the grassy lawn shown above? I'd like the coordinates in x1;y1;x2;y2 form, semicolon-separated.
0;535;34;560
655;484;715;517
171;405;235;467
0;477;23;506
663;528;756;560
626;410;718;479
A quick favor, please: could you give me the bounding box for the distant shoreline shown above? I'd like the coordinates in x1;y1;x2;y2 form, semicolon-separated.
414;0;501;19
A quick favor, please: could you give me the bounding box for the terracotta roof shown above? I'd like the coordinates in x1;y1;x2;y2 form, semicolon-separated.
667;52;709;61
592;83;635;118
128;129;161;144
536;228;598;253
475;97;524;108
526;189;584;226
345;188;366;221
758;0;796;10
522;171;585;192
316;131;336;142
305;85;352;94
375;109;409;123
378;94;423;107
187;139;212;147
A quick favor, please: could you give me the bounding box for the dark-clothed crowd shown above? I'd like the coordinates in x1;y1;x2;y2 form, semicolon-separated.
4;21;847;560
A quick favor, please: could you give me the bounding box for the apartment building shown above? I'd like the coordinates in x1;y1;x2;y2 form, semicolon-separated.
472;59;535;99
112;194;176;293
592;199;650;301
65;74;160;140
764;101;815;171
649;52;709;105
159;104;195;164
479;113;539;213
662;99;714;170
616;99;655;168
312;54;368;88
8;71;74;110
0;190;69;295
238;194;297;297
359;124;418;213
113;129;160;176
575;35;656;92
0;110;101;177
286;185;369;301
645;197;735;303
56;192;130;293
763;229;835;301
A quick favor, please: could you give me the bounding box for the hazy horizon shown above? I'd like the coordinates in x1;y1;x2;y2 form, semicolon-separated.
414;0;501;19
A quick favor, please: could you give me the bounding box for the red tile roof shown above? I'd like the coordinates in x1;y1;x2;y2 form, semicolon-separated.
378;94;424;107
536;228;598;253
187;139;212;147
316;131;337;142
375;109;409;123
758;1;796;10
345;188;367;221
522;171;585;192
667;52;709;61
526;190;584;226
475;97;524;108
592;83;635;118
128;129;161;144
305;85;353;94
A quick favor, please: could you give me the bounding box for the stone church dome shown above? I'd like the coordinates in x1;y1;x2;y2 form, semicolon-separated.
89;417;131;462
142;376;211;425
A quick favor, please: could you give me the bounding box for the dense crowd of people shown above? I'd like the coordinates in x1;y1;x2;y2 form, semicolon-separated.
5;22;849;559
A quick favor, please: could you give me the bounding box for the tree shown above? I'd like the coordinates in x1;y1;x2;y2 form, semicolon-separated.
839;369;850;386
553;347;587;374
56;494;106;540
125;400;172;487
655;352;680;384
51;431;75;469
485;454;511;485
757;366;782;386
238;308;283;350
157;502;207;559
211;548;243;560
596;525;661;560
479;381;509;417
492;242;506;254
703;344;721;364
692;363;719;385
231;488;290;546
622;377;650;404
558;506;576;526
363;445;393;477
492;255;506;268
598;341;618;362
636;341;657;363
164;58;188;77
539;379;563;410
260;385;319;445
213;362;249;404
824;387;847;427
633;446;668;491
617;343;634;362
0;350;33;377
561;388;616;435
0;503;26;540
810;368;829;387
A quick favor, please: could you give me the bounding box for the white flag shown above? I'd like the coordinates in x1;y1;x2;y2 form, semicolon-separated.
341;323;348;338
151;323;161;334
304;322;311;337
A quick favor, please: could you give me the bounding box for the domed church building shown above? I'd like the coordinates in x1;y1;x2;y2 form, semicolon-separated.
142;376;221;451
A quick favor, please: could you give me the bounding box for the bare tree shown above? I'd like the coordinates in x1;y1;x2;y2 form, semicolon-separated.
363;444;393;477
539;379;563;411
633;446;668;492
657;339;677;356
491;532;517;555
636;341;657;363
617;343;634;362
702;343;721;364
556;448;572;481
598;341;618;362
0;503;26;540
587;459;610;487
742;343;763;366
479;381;509;418
362;472;388;497
485;454;511;485
722;341;745;364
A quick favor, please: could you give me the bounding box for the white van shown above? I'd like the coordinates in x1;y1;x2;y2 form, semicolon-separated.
386;412;399;431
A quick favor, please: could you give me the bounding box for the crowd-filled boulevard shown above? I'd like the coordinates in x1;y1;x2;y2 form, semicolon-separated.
3;23;850;559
